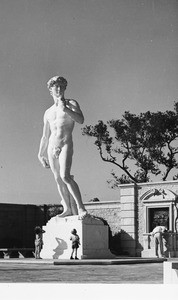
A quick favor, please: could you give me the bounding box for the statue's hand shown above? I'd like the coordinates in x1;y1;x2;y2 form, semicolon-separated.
57;98;66;112
38;156;50;169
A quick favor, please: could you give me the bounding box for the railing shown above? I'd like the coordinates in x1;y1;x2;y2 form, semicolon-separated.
143;232;178;257
0;248;35;258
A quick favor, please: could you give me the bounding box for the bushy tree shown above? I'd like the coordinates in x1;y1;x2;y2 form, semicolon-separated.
47;205;63;218
82;102;178;186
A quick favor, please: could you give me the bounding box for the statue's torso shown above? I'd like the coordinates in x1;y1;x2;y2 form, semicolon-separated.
46;100;74;148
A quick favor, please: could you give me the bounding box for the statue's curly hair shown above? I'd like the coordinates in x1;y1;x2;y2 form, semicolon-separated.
47;76;68;90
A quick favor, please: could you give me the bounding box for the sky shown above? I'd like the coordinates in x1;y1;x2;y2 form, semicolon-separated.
0;0;177;205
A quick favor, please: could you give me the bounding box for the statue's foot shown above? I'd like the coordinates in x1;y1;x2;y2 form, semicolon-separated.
57;209;73;218
53;147;61;159
78;209;88;220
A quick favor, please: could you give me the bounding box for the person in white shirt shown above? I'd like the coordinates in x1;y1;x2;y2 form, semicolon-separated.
150;224;167;258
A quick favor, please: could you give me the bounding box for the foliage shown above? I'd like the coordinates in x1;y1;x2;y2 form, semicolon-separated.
82;102;178;186
47;205;63;218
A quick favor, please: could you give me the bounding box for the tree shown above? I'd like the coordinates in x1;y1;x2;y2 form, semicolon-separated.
82;102;178;186
47;205;63;218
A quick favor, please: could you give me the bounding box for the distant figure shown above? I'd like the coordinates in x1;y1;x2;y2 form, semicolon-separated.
70;228;80;260
38;76;87;219
150;224;167;258
34;226;45;259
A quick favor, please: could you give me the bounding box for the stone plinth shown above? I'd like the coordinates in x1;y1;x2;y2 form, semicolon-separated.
164;261;178;284
40;215;115;259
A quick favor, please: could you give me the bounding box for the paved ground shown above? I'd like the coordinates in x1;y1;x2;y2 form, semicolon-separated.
2;259;177;300
0;260;163;283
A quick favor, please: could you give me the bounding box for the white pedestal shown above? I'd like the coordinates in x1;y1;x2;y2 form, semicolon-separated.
40;215;115;259
163;261;178;284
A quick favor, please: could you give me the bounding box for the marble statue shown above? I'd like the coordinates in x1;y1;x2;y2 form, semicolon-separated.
38;76;87;218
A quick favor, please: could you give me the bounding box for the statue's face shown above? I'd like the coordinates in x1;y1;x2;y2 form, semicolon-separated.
50;83;66;99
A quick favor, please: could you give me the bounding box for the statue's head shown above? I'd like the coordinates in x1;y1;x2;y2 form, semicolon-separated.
47;76;68;90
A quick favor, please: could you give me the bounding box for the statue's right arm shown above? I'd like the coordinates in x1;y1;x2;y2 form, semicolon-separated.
38;112;50;168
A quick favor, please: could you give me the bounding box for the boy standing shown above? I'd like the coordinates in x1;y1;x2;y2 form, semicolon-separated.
70;228;80;260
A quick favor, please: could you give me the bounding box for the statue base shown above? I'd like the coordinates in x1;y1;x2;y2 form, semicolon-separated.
40;215;115;259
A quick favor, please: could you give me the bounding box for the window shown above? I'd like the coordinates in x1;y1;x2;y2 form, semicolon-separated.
148;207;169;232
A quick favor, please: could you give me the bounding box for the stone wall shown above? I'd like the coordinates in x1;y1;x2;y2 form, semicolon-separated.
85;201;122;254
119;184;138;256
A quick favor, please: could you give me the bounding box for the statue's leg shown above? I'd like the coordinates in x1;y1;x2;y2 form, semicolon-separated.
59;144;87;218
69;176;78;215
47;147;73;217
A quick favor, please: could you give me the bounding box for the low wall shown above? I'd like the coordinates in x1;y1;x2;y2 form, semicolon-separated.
164;261;178;284
85;201;122;254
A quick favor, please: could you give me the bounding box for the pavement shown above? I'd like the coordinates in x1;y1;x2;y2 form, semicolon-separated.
0;256;167;284
0;256;167;265
1;257;177;300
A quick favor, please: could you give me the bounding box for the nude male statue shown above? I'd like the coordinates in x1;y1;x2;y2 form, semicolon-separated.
38;76;87;218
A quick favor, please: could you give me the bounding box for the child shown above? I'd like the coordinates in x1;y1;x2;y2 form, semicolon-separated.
34;226;45;259
70;228;80;260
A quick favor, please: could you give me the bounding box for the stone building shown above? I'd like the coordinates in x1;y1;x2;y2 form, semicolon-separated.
85;180;178;257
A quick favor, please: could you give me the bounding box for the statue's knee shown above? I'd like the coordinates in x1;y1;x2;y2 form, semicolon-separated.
54;173;61;183
61;174;71;184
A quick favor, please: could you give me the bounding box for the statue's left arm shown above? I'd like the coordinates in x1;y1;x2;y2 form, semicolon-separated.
64;100;84;124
